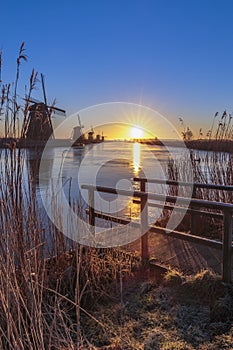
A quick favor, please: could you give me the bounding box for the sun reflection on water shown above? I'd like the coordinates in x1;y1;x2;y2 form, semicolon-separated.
133;142;141;175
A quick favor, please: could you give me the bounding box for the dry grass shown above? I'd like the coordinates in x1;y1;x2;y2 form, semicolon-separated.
0;175;139;350
0;150;139;349
80;269;233;349
165;149;233;239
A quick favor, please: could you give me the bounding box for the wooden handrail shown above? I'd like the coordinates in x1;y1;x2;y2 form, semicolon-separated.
133;177;233;192
81;183;233;283
81;184;233;211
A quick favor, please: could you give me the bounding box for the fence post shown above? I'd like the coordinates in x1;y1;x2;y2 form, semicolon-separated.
88;187;95;235
140;180;149;260
223;209;232;283
140;179;146;193
191;184;197;235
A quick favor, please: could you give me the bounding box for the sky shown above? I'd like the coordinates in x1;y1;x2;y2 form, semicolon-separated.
1;0;233;139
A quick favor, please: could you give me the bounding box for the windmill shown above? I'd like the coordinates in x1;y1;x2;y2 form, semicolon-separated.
72;114;84;142
87;126;95;142
21;73;66;141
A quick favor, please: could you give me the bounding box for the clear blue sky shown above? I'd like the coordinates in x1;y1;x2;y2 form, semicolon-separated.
2;0;233;136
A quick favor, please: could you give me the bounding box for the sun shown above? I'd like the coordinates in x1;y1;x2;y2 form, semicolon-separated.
130;127;143;139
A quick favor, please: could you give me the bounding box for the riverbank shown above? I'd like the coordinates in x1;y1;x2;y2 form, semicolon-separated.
185;139;233;153
0;137;105;149
138;139;233;153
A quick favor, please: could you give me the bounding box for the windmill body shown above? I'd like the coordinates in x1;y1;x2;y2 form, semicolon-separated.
73;126;83;142
25;102;54;141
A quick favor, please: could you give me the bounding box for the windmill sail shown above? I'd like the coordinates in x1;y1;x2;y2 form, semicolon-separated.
22;74;66;142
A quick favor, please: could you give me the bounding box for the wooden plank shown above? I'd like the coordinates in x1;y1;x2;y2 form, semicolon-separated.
88;187;95;234
191;185;197;235
223;209;233;283
140;188;149;260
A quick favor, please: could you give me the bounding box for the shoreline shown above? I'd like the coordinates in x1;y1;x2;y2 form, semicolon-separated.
0;138;232;157
139;138;233;153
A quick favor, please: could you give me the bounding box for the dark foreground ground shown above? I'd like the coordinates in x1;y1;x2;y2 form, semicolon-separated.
82;267;233;350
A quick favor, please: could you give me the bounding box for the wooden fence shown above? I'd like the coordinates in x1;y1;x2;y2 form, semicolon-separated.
82;179;233;283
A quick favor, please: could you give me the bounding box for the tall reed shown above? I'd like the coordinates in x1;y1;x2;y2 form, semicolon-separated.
166;149;232;237
0;44;137;349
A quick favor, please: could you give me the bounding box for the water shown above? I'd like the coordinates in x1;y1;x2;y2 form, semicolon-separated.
38;141;185;187
2;141;230;246
0;142;194;244
36;141;192;227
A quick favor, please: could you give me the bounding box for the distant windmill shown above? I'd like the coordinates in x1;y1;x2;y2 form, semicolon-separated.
88;126;95;142
72;114;84;141
21;73;66;141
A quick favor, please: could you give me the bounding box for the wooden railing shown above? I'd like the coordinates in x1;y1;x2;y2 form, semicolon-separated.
134;177;233;237
81;180;233;283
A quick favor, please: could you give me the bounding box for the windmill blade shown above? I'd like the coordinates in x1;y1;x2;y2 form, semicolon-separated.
48;105;66;114
47;105;66;113
23;97;66;116
78;114;84;128
41;73;48;106
51;108;66;117
23;96;42;104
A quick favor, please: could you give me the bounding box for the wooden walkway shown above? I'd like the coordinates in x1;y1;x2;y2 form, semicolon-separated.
92;223;230;276
126;230;226;276
82;179;233;282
